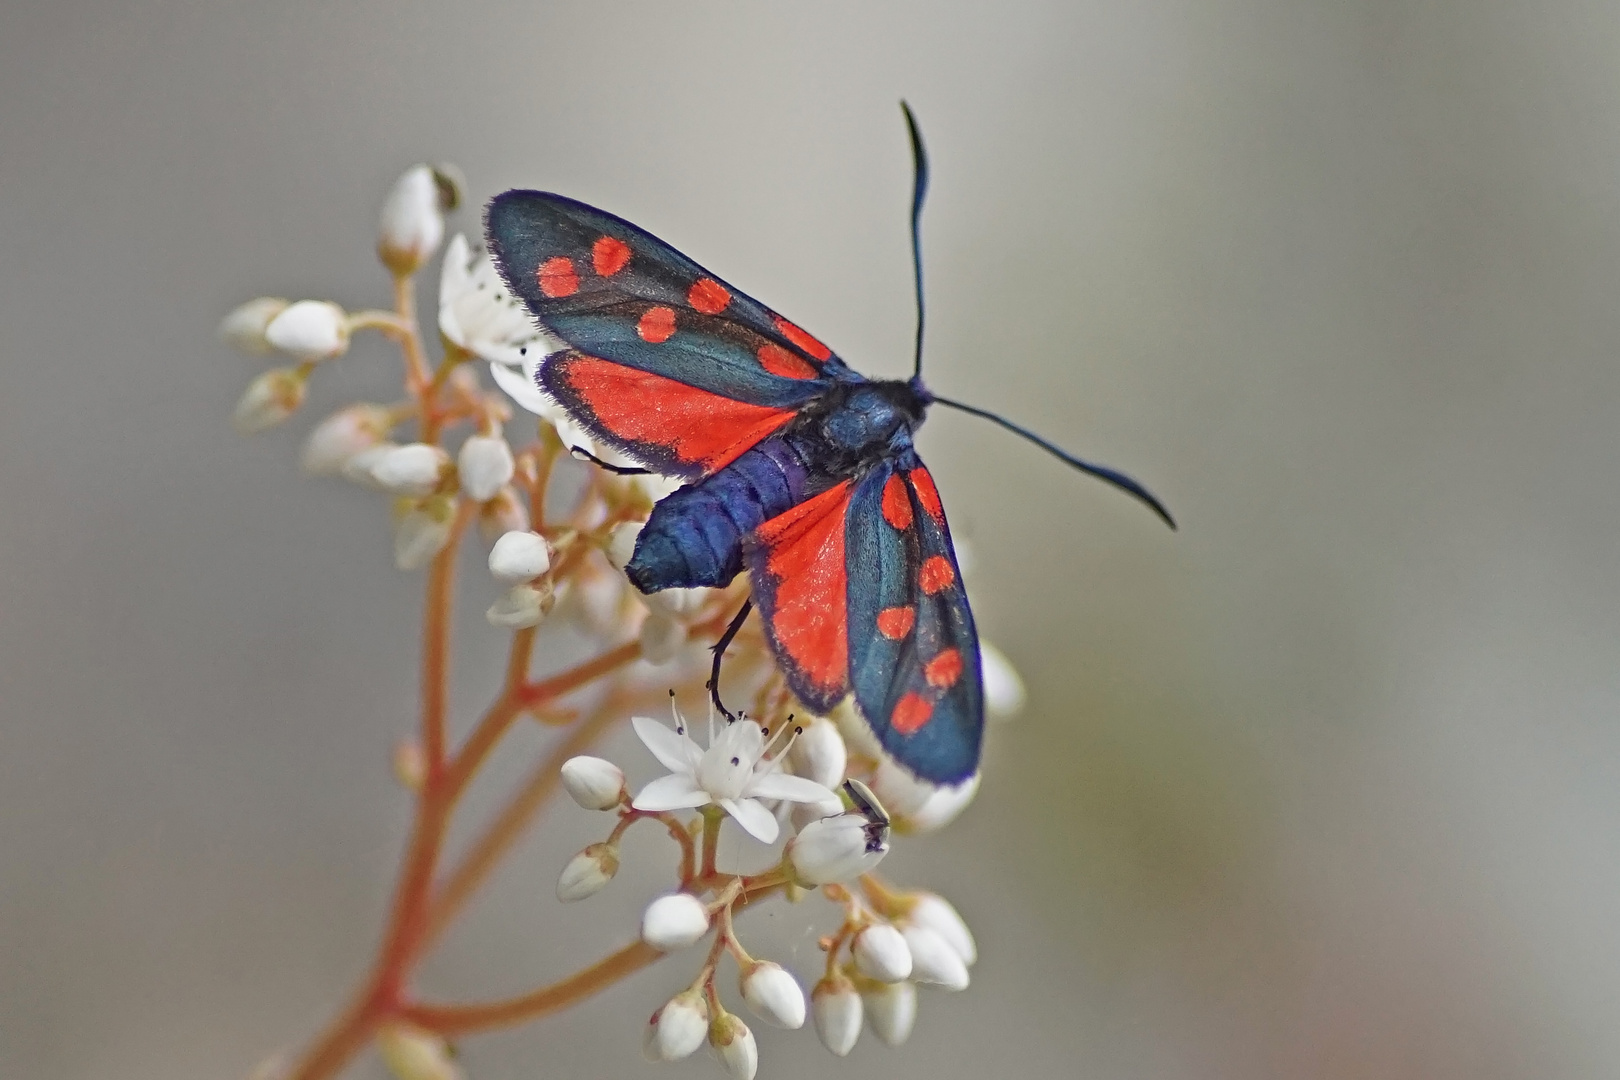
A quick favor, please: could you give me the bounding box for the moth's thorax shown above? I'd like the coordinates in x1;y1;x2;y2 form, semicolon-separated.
804;380;928;467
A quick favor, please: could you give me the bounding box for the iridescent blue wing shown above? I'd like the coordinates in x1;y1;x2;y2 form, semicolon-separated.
486;190;854;479
844;450;984;785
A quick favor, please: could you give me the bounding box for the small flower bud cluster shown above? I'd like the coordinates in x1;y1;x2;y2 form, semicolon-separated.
486;530;555;630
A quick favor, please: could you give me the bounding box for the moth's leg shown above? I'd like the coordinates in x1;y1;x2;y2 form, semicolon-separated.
569;445;651;475
708;599;753;722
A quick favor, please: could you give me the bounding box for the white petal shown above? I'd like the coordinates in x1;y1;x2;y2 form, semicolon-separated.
720;797;780;844
488;359;555;417
632;773;711;812
746;772;837;806
632;715;700;775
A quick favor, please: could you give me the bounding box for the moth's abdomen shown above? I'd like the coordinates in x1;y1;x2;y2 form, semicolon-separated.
626;437;813;592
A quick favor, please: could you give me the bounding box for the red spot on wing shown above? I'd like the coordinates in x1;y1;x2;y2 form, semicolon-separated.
881;474;913;530
876;606;915;640
688;277;731;315
637;306;676;344
918;555;955;594
754;484;852;698
593;235;631;276
556;355;793;472
909;468;944;523
771;316;832;361
538;257;579;298
924;648;963;689
757;343;818;380
892;692;933;735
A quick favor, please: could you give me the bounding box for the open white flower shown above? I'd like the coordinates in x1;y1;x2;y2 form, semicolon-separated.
439;233;553;368
631;704;835;844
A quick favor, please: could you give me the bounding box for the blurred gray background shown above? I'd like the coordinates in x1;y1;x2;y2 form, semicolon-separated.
6;1;1620;1077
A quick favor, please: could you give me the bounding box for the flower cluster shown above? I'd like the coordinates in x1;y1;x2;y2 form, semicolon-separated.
224;164;1025;1080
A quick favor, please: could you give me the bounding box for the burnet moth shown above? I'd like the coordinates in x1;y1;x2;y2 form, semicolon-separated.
486;104;1173;786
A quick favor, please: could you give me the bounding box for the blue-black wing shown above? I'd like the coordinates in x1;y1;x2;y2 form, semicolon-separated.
487;190;854;479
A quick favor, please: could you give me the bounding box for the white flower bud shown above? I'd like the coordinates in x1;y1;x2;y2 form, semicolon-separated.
559;755;625;810
394;497;455;571
869;759;933;817
264;300;350;360
301;404;392;474
639;612;686;665
649;989;708;1061
981;639;1026;719
478;486;531;539
372;444;450;497
811;973;862;1057
643;586;710;618
900;773;980;834
789;716;847;790
787;813;886;886
392;737;426;792
709;1011;758;1080
852;923;912;983
488;530;551;583
340;442;398;489
219;297;289;354
556;842;618;902
900;924;969;990
863;981;918;1046
457;434;514;502
605;520;642;571
640;892;710;950
903;892;977;966
739;961;806;1029
376;1022;462;1080
378;164;452;276
232;367;307;434
485;582;551;630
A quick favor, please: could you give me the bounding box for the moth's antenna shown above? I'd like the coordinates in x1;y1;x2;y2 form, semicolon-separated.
902;101;930;381
930;395;1177;530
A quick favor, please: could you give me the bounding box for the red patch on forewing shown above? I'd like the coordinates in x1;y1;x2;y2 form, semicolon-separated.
538;257;579;298
909;468;944;523
771;315;832;361
924;648;963;689
757;343;818;380
918;555;955;594
637;306;676;344
892;691;934;735
593;235;631;276
556;355;793;472
753;484;852;698
876;606;915;640
688;277;730;315
881;474;913;530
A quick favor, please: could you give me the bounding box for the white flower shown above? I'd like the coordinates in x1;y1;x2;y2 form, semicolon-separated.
981;639;1026;719
371;444;449;497
301;404;391;474
641;892;710;950
642;586;711;618
265;300;350;360
811;973;862;1057
457;433;514;502
439;232;551;366
559;755;624;810
648;989;709;1061
340;442;399;489
852;923;912;983
630;705;836;845
488;530;551;583
378;164;455;276
219;297;289;354
376;1023;462;1080
605;520;642;571
394;497;454;570
869;759;933;817
709;1011;758;1080
900;924;969;990
786;813;887;885
638;612;687;664
863;981;918;1046
485;582;550;629
789;717;847;790
232;367;307;434
556;842;618;902
899;772;980;834
902;892;976;966
739;961;806;1029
